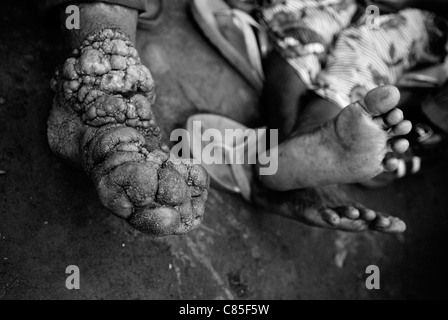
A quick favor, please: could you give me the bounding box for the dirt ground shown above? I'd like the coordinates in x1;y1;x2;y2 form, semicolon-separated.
1;0;448;300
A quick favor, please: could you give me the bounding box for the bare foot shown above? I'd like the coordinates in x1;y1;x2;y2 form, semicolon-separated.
251;180;406;234
258;85;412;191
48;27;209;236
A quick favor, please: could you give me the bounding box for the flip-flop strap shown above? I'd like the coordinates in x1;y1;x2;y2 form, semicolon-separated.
231;10;265;80
208;139;253;201
230;161;252;202
216;9;265;80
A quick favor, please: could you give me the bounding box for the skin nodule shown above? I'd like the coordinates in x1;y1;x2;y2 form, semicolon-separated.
48;28;209;236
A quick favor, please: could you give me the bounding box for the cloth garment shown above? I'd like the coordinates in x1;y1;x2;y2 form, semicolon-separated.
258;0;448;108
259;0;358;90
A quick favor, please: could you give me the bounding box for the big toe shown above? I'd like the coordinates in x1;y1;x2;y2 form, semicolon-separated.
96;160;159;219
128;206;182;236
363;85;401;116
371;214;406;234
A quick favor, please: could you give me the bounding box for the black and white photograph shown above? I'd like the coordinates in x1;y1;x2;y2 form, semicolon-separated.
1;0;448;303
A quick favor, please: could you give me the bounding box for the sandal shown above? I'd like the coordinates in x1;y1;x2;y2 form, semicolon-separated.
185;113;266;201
397;61;448;88
191;0;269;92
138;0;163;29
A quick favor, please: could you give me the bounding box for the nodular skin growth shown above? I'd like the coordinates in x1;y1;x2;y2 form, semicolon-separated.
48;28;210;236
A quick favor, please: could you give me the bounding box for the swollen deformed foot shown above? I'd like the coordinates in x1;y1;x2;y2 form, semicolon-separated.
48;28;209;236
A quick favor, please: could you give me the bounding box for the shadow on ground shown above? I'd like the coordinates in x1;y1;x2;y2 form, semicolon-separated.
1;0;448;299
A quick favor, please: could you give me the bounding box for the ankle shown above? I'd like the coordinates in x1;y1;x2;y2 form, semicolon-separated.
48;27;160;169
59;2;138;51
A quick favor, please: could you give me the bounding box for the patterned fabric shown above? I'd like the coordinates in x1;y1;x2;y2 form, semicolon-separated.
258;0;448;108
258;0;357;89
316;9;448;107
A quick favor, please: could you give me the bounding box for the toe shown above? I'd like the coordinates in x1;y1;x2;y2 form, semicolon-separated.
384;217;406;233
337;218;369;231
390;139;409;154
321;208;368;231
155;160;209;234
96;161;159;219
363;85;401;116
373;215;392;228
337;206;360;220
300;208;342;229
128;206;181;236
385;108;404;127
392;120;412;136
360;208;377;221
383;157;399;171
321;208;341;226
157;164;189;207
372;214;406;234
96;153;209;236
